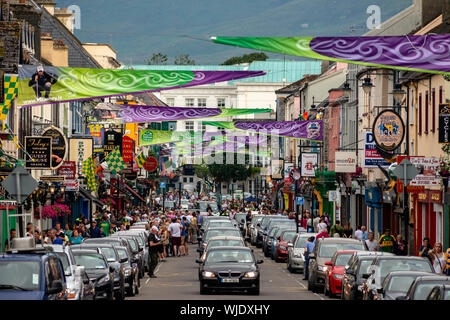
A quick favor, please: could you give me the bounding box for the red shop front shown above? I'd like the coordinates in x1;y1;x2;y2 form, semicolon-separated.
414;190;444;254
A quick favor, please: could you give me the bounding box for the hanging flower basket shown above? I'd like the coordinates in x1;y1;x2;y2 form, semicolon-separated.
439;159;450;177
34;204;71;220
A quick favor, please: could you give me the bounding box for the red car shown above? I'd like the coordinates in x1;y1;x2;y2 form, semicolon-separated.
274;230;297;262
324;250;358;298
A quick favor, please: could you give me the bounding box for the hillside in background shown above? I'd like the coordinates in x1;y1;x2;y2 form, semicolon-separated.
56;0;412;65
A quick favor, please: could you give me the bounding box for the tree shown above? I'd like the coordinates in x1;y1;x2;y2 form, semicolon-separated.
146;53;168;65
174;54;195;65
222;52;268;65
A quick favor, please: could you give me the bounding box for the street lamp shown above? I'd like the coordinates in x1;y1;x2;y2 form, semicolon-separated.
391;83;406;104
341;81;352;98
361;77;374;94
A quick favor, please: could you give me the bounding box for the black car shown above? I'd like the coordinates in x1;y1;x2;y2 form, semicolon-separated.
110;234;145;278
427;285;450;300
115;245;140;296
362;256;435;300
71;249;114;300
379;271;434;300
256;216;283;248
71;244;126;300
341;252;392;300
396;275;450;300
196;246;263;295
198;227;242;256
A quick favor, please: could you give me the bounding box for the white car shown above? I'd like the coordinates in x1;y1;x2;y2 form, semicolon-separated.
287;233;317;273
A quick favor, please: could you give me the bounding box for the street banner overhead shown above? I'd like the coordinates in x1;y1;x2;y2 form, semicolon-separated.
211;35;450;75
88;102;271;124
17;65;265;107
202;120;323;141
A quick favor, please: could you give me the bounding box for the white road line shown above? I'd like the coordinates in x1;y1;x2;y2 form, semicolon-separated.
314;292;325;300
154;262;162;275
145;279;150;284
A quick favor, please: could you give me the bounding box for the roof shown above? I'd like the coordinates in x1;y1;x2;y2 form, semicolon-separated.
126;59;322;84
386;271;435;277
318;238;365;243
207;246;251;251
208;236;244;241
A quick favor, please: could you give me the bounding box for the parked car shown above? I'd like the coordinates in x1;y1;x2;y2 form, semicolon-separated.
362;256;434;300
198;236;246;263
261;218;292;250
263;220;295;256
257;216;285;248
0;246;67;300
272;229;297;262
427;285;450;300
200;217;232;235
71;249;114;300
287;233;318;273
234;212;247;235
115;245;140;296
323;250;359;298
308;238;367;293
71;243;125;300
263;226;280;257
45;244;90;300
341;251;393;300
115;230;149;272
198;227;242;256
378;271;434;300
196;247;263;295
248;215;265;246
110;234;145;278
396;275;450;300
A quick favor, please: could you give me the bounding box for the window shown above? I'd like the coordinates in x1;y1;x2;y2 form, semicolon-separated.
432;89;436;133
197;98;207;107
185;121;194;132
185;98;195;107
418;93;422;136
189;177;194;183
217;98;226;107
201;123;206;133
425;91;429;134
166;98;175;107
183;177;187;183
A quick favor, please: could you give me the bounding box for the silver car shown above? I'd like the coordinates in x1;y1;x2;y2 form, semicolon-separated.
287;233;317;273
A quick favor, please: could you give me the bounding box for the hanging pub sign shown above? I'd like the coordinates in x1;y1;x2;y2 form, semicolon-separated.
301;153;318;177
104;129;122;158
122;136;134;163
143;156;158;172
69;138;93;176
25;136;52;169
41;126;67;170
86;124;105;153
439;103;450;144
372;109;405;152
57;161;76;180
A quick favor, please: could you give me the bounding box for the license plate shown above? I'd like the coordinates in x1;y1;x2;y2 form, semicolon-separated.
221;278;239;283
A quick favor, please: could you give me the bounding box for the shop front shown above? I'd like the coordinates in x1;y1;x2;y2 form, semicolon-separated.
414;190;444;254
365;184;382;238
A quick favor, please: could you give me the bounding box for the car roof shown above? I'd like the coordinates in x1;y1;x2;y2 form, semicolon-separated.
335;250;359;255
386;271;435;277
354;251;392;257
0;254;43;261
71;249;101;254
207;246;251;252
414;275;450;282
208;236;243;241
374;255;429;261
205;227;239;231
73;243;114;248
318;238;364;244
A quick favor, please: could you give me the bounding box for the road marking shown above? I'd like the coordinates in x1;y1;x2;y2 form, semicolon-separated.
145;279;150;285
154;262;162;275
314;292;325;300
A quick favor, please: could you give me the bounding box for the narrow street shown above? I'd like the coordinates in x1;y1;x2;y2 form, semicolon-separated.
131;243;330;300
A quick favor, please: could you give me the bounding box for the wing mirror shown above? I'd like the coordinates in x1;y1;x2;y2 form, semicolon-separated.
325;261;332;266
288;243;293;248
120;257;128;263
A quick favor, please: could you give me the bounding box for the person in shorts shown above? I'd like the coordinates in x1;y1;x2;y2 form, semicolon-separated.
168;217;182;257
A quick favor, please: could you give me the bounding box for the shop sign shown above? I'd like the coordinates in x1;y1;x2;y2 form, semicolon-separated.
104;130;122;158
372;109;405;151
417;191;442;203
397;156;440;188
87;124;105;153
143;157;158;172
439;103;450;144
364;132;390;168
25;136;52;169
271;159;284;179
301;153;317;177
57;161;76;180
42;126;67;170
69;138;93;163
122;136;134;163
63;180;79;192
284;162;294;179
40;175;65;182
335;151;357;173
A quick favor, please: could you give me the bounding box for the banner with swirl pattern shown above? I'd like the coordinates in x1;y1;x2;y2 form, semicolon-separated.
87;102;271;124
202;120;323;142
17;65;265;107
211;35;450;75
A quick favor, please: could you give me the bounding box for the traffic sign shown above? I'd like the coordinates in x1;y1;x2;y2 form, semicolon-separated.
289;168;301;182
393;158;419;186
160;182;166;189
2;165;39;203
296;197;304;205
144;156;158;172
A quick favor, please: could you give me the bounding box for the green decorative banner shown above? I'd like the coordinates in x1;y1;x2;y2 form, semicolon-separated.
211;35;450;75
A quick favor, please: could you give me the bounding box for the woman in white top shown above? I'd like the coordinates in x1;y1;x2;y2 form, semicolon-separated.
317;217;327;233
428;242;446;274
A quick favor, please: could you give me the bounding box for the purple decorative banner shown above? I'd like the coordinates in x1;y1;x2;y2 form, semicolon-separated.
203;120;323;141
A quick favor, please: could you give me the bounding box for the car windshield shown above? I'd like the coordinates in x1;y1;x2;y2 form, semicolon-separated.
208;240;243;248
73;253;107;269
276;227;295;237
334;253;354;266
295;236;311;248
269;228;279;237
386;276;418;292
126;239;137;251
206;250;254;264
281;232;296;242
100;247;117;262
414;282;450;300
56;252;71;276
0;260;40;290
208;221;233;228
378;259;433;279
133;236;144;246
319;243;365;258
206;230;240;241
116;249;129;266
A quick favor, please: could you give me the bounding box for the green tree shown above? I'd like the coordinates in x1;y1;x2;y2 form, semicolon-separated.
146;53;168;65
174;54;195;65
222;52;268;65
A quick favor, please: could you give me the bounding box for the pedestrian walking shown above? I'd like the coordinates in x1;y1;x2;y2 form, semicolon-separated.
148;226;162;278
361;226;368;240
168;217;182;257
330;220;344;237
354;226;363;240
161;225;169;259
189;213;198;244
378;229;395;253
303;236;315;280
428;242;445;274
343;222;353;238
317;217;327;234
365;232;378;251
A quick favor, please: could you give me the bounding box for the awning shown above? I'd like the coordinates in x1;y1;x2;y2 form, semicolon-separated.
79;187;104;207
120;182;146;203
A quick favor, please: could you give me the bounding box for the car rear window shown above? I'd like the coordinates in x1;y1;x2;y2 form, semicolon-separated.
295;236;311;248
281;232;296;242
319;243;365;258
56;252;71;276
334;253;354;266
378;259;433;278
0;260;40;290
387;276;418;292
414;281;450;300
208;240;243;248
73;253;107;269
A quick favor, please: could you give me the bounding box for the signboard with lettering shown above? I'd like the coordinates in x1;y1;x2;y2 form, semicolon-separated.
25;136;52;169
271;159;284;179
87;124;105;153
57;161;76;180
104;130;122;158
372;109;405;151
63;180;79;192
439;103;450;144
143;156;158;172
284;162;294;179
364;132;390;168
69;138;93;175
397;156;440;192
301;153;317;177
335;151;357;173
122;136;134;163
42;126;67;170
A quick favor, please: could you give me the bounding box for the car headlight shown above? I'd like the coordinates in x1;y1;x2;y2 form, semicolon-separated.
98;275;110;284
202;271;216;278
333;274;343;279
124;269;132;277
320;266;328;272
67;290;78;299
244;271;258;278
280;246;287;251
